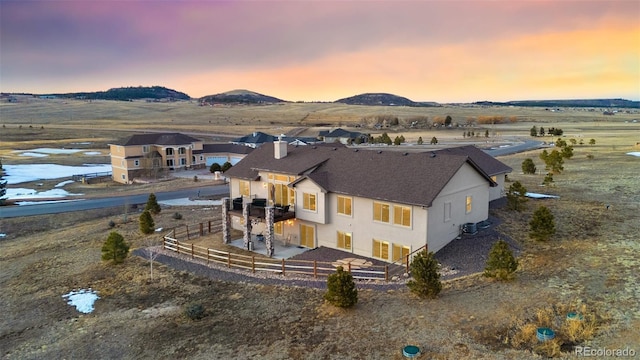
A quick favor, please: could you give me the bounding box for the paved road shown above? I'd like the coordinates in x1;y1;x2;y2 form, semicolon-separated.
482;139;546;157
0;185;229;219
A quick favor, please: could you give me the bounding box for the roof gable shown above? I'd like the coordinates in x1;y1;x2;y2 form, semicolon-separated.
118;133;201;146
435;145;512;176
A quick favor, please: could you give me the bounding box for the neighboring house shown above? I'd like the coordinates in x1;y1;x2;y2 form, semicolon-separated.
223;141;506;263
231;132;278;148
202;143;254;167
318;128;367;144
435;145;512;201
109;133;253;184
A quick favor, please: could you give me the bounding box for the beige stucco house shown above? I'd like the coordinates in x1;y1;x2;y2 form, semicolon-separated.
109;133;252;184
223;141;511;263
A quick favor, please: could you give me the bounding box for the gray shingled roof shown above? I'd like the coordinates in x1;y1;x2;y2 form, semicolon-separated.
203;143;254;154
435;145;512;176
117;133;202;146
225;144;497;207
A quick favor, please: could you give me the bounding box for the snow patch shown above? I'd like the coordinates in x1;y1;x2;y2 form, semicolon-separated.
19;152;49;158
6;187;83;200
626;152;640;157
55;180;75;188
62;289;99;313
83;151;102;155
2;163;111;184
525;192;559;199
0;233;6;238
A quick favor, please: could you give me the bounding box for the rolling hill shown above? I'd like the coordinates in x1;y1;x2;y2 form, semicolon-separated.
45;86;190;101
334;93;437;107
199;90;285;105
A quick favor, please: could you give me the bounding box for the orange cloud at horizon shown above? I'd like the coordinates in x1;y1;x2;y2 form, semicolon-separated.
176;21;639;103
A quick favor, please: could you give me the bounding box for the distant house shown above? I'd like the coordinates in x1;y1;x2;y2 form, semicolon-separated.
109;133;253;184
318;128;367;144
222;141;508;262
231;132;279;148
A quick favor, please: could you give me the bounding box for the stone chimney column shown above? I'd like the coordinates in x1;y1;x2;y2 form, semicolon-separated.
265;206;275;257
242;200;252;250
222;197;231;244
274;139;287;159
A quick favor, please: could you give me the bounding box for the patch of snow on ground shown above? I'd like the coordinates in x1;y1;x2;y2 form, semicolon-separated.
19;152;49;158
83;151;102;155
55;180;75;187
62;289;99;313
627;152;640;157
3;163;111;184
16;199;83;206
525;192;559;199
15;148;84;155
6;187;83;200
0;234;6;238
158;198;223;206
155;227;164;232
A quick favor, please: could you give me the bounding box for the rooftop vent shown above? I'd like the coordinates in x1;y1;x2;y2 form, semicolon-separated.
430;152;436;158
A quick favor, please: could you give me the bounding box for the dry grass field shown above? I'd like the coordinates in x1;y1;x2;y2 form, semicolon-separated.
1;100;639;359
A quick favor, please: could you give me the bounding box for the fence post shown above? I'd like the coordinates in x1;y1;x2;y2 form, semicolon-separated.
186;225;190;240
385;265;389;282
207;248;210;264
348;262;351;273
227;252;231;268
281;258;286;276
208;221;211;233
313;260;317;279
200;223;204;236
191;243;194;259
252;256;255;273
176;240;179;254
172;229;175;239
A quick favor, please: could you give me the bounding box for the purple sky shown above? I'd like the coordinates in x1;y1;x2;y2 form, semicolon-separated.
1;0;638;102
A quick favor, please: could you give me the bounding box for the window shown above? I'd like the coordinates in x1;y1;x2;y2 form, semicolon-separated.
393;244;411;264
199;155;203;161
166;148;174;156
178;147;186;155
239;181;250;196
466;196;472;213
337;196;352;216
337;231;352;251
393;205;411;227
300;224;315;248
142;145;150;153
192;156;196;163
373;202;390;223
274;221;283;235
134;160;139;167
373;239;390;260
166;159;174;167
180;158;186;166
303;193;316;211
121;174;125;180
444;202;452;222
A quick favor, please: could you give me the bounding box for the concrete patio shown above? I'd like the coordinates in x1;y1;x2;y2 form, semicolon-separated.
228;236;310;259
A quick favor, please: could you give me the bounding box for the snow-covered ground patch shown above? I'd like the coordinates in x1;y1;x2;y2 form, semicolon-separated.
83;151;102;155
18;152;49;158
62;289;99;313
0;233;7;238
525;192;559;199
55;180;75;187
14;148;84;155
626;152;640;157
16;199;83;206
158;198;223;206
6;187;83;200
3;163;111;184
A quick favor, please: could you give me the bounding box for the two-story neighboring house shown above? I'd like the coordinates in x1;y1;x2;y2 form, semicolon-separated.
318;128;367;144
223;140;508;263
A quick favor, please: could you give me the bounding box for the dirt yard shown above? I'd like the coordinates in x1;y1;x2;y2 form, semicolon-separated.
1;103;639;359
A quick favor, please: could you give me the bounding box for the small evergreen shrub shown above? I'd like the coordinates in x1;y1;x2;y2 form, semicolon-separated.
529;206;556;241
184;303;206;320
521;158;536;174
101;231;129;264
172;212;183;220
484;240;518;280
542;172;554;186
139;210;155;234
209;163;222;173
324;266;358;308
506;181;528;212
407;249;442;299
108;219;116;228
145;193;161;214
193;175;198;182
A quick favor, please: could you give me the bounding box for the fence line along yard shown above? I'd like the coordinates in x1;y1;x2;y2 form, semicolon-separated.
162;232;390;282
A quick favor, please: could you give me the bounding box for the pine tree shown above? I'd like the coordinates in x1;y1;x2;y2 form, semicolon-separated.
139;210;155;234
484;239;518;280
522;158;537;174
506;181;528;212
417;136;423;145
407;249;442;299
324;266;358;308
529;206;556;241
209;163;222;173
145;193;161;214
530;126;538;137
221;161;233;172
430;136;438;145
102;231;130;264
542;172;554;186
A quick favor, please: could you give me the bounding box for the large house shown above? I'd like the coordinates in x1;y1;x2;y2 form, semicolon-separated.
109;133;252;184
222;141;512;262
318;128;368;144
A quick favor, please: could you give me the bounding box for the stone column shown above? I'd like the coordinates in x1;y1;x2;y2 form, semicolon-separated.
265;206;275;257
242;200;252;250
221;197;231;244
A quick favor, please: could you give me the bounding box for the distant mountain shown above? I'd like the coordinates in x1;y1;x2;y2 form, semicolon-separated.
47;86;190;101
334;93;437;107
475;98;639;108
199;89;285;105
